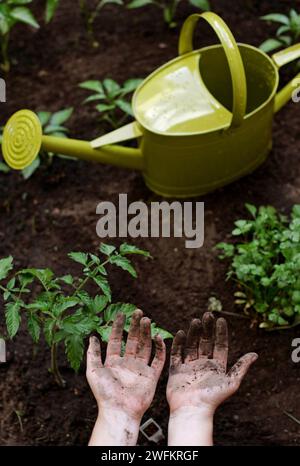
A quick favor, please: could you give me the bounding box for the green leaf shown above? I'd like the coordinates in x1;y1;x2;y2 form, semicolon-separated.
151;323;173;340
45;0;59;23
109;255;137;277
100;243;116;256
189;0;210;12
260;14;290;25
21;156;40;179
92;275;111;301
65;334;84;372
122;78;143;94
103;78;121;98
259;38;283;53
97;325;112;342
22;268;54;288
0;162;10;173
79;80;104;94
115;99;133;116
120;243;150;257
68;252;88;266
44;318;55;345
38;111;52;127
245;203;257;218
104;302;135;323
95;103;115;113
127;0;153;8
62;312;99;335
10;6;39;28
5;302;21;338
0;256;13;280
52;298;78;317
27;313;40;343
50;108;73;125
60;274;74;285
92;295;108;313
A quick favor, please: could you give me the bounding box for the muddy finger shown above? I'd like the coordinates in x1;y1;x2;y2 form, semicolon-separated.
125;309;143;358
199;312;215;358
228;353;258;385
213;317;228;370
136;317;152;364
151;334;166;377
87;336;103;372
170;330;186;371
106;312;125;361
184;319;201;363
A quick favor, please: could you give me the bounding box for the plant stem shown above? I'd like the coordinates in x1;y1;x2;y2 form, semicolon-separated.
50;343;65;387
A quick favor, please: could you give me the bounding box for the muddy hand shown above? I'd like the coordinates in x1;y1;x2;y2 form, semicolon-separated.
167;312;258;415
87;309;166;421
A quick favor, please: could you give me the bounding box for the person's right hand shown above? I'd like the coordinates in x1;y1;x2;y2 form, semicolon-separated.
167;312;257;415
87;309;166;446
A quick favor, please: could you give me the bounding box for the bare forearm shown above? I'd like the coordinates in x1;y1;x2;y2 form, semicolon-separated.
168;406;214;446
89;408;141;446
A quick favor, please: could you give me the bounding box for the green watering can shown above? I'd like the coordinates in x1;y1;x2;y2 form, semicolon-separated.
3;12;300;197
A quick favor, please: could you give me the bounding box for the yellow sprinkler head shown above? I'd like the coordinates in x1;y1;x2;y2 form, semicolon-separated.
2;109;42;170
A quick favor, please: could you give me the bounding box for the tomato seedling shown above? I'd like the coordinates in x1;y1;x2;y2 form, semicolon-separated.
0;243;172;386
260;9;300;53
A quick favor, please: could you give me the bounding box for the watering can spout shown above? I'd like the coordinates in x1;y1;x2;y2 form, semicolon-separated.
1;110;144;172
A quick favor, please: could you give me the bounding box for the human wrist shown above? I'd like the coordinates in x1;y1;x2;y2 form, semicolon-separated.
89;406;142;446
168;405;214;446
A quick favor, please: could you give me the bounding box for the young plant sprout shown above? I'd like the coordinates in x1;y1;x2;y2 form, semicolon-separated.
0;0;39;72
78;0;123;45
216;204;300;330
0;243;172;386
0;108;74;178
79;78;142;129
260;9;300;53
127;0;210;28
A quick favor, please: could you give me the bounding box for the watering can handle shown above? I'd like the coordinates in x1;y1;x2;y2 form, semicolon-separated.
272;44;300;113
178;12;247;129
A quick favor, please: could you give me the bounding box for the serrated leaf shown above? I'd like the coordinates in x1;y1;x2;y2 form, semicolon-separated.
5;302;21;338
60;274;73;285
65;334;84;372
109;255;137;277
68;252;88;266
151;323;173;340
97;325;112;342
92;275;111;301
104;302;135;322
44;318;55;345
120;243;150;257
92;295;109;313
27;313;40;343
100;243;116;256
0;256;13;280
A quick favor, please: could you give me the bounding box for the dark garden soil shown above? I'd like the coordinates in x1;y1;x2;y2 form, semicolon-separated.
0;0;300;446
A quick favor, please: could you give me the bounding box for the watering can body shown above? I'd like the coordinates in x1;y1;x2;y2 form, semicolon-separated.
3;13;300;197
